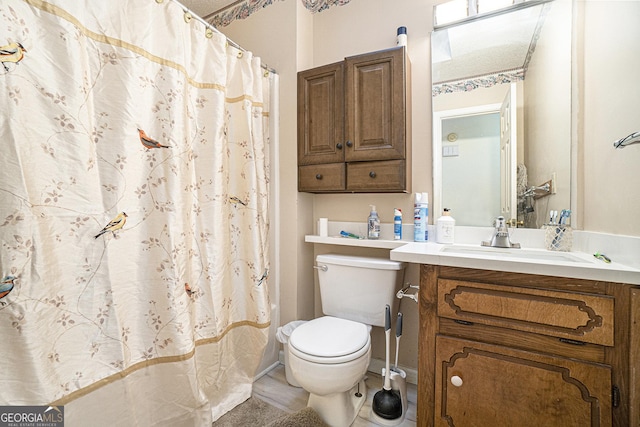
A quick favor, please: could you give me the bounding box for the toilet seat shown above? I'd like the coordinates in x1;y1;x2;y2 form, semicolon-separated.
289;316;370;364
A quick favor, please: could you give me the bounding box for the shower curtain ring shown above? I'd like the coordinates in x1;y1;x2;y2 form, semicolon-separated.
205;28;214;39
184;12;192;23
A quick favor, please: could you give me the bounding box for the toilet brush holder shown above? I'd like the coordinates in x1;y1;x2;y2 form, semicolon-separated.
370;367;407;426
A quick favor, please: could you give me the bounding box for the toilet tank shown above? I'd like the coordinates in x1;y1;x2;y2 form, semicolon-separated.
315;254;406;327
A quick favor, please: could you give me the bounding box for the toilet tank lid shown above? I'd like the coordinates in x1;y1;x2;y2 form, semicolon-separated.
316;254;406;271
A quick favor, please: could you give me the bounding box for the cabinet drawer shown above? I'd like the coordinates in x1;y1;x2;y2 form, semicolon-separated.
437;279;614;346
346;160;406;192
298;163;345;192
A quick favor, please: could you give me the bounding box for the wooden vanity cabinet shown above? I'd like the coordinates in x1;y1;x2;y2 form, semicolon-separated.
418;265;640;427
297;47;411;193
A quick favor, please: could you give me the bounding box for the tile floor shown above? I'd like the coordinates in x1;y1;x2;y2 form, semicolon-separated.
252;364;417;427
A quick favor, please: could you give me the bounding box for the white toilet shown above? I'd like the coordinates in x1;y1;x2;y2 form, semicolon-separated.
287;254;406;427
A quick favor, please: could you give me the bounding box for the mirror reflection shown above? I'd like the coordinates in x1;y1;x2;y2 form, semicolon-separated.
432;0;572;228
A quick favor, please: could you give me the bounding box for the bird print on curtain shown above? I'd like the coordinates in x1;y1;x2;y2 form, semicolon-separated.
138;128;170;149
94;212;128;239
0;41;26;72
0;276;16;306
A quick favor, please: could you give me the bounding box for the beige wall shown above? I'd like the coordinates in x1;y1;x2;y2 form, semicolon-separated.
524;0;572;225
220;0;640;373
580;0;640;235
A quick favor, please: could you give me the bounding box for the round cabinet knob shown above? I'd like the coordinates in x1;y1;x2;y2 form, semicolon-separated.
336;143;343;150
346;140;353;147
315;174;323;180
369;171;377;178
451;376;463;387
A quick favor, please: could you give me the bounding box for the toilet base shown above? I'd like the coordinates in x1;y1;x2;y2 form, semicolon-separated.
308;378;367;427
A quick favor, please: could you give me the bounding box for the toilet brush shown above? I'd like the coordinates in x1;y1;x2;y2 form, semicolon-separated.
393;312;402;370
372;305;402;420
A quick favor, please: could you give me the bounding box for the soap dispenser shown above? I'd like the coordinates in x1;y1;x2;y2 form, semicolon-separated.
368;205;380;240
436;208;455;244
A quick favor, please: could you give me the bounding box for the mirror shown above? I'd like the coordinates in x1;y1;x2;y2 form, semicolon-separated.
432;0;572;228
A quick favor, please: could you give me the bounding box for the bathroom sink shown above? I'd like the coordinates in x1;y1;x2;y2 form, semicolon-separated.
439;245;591;264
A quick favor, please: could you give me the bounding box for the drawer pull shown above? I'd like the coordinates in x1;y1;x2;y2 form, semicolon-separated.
454;319;474;326
451;376;463;387
559;338;587;346
369;171;377;178
315;174;323;180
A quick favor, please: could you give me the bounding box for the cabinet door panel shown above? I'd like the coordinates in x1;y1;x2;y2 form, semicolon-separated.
435;335;612;427
345;48;406;162
438;278;614;346
298;62;344;165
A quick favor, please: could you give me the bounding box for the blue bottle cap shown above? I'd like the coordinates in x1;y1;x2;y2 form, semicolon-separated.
397;26;407;35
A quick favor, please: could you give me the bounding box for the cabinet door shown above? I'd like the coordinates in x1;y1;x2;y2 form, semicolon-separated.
435;335;612;427
345;47;407;162
297;62;345;165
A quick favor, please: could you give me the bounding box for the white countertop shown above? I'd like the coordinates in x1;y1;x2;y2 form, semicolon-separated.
306;222;640;285
389;242;640;285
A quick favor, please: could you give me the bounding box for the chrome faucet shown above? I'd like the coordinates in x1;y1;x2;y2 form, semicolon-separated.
482;216;521;248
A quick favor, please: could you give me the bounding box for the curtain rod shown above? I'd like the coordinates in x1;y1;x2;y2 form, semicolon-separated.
169;0;277;75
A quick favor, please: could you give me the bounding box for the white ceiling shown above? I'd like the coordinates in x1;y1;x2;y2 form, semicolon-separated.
180;0;241;20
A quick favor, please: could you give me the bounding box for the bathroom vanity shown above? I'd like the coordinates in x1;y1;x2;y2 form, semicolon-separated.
391;243;640;427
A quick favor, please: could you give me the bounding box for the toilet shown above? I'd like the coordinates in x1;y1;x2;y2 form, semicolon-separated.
287;254;406;427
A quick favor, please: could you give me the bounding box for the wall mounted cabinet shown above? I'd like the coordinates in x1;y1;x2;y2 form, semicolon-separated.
418;265;640;427
297;47;411;193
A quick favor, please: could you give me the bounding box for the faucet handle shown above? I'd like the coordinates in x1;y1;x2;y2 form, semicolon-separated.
507;218;523;227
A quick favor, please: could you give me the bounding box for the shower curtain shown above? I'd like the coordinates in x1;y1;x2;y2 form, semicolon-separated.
0;0;274;425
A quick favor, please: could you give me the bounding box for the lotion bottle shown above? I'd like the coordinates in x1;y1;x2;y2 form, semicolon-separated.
436;208;455;244
368;205;380;240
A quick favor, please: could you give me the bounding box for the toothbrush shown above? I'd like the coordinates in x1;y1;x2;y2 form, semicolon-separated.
340;230;364;239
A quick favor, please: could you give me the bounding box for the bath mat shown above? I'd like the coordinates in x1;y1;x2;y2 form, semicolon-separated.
266;406;329;427
212;397;286;427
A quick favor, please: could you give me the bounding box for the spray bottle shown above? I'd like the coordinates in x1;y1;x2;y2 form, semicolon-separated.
394;208;403;240
413;193;429;242
368;205;380;240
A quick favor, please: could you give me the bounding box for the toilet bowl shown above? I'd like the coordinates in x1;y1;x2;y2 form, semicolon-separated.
285;254;406;426
288;316;371;426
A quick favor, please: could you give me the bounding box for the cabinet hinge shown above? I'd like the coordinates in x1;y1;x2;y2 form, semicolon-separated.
612;385;620;408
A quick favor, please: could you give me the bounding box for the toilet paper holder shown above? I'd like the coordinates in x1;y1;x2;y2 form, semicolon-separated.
396;283;419;303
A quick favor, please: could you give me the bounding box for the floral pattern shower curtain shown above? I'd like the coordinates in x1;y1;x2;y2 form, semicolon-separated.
0;0;273;425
